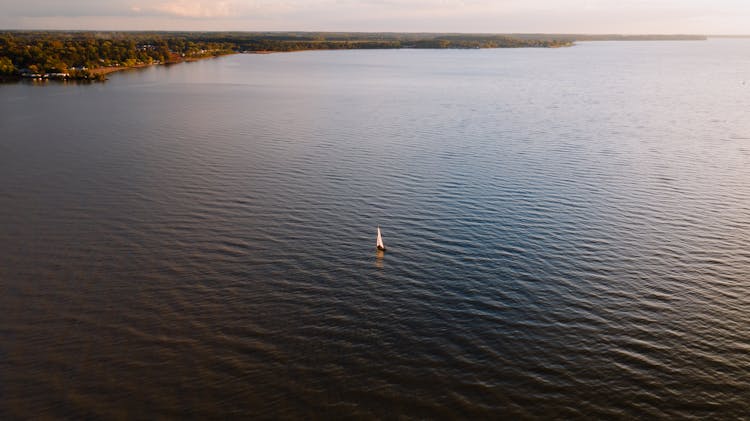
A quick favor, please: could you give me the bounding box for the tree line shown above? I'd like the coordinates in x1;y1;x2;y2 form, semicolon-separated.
0;31;574;80
0;32;234;79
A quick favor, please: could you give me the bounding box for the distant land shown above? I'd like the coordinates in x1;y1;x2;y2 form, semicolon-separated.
0;31;708;81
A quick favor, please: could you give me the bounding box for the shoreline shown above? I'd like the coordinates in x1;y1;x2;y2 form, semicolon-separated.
0;31;710;83
90;53;237;78
83;45;576;78
4;33;713;83
3;54;237;82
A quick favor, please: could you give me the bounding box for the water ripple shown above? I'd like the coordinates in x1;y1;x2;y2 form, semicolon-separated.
2;41;750;418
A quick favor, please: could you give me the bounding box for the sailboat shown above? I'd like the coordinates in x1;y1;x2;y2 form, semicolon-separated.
376;226;386;251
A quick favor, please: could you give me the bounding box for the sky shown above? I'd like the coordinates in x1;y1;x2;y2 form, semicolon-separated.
0;0;748;34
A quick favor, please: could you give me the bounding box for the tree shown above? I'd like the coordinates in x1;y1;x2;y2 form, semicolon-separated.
0;56;14;75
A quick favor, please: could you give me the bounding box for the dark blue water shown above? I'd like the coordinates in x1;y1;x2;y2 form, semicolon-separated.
1;40;749;418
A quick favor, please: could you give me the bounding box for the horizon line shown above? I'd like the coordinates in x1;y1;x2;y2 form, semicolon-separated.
2;29;750;37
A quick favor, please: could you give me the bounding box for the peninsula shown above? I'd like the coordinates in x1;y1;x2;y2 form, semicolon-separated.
0;31;706;81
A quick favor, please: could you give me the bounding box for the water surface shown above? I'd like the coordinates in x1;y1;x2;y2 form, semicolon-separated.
1;40;749;418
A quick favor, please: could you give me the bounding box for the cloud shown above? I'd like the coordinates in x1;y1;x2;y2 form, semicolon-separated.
0;0;134;17
134;0;236;18
0;0;749;33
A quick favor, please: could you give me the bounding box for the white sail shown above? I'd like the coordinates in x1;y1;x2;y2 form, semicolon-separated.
376;226;385;250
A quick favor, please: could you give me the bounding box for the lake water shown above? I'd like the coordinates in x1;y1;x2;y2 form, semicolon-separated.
1;40;749;418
